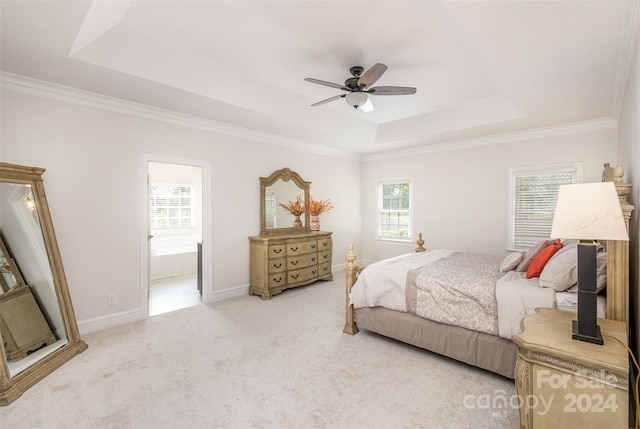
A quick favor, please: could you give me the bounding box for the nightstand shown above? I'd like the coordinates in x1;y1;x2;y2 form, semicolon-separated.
512;307;628;429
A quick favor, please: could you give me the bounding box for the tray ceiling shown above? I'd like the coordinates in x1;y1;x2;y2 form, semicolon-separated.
0;1;636;157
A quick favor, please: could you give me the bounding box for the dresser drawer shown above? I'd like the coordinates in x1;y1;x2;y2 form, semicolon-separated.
268;244;286;259
288;265;318;284
318;262;331;276
318;250;331;264
286;240;317;256
317;238;332;251
268;273;287;288
287;253;317;270
268;258;286;273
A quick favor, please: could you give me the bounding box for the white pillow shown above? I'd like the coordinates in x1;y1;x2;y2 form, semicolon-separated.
539;243;577;291
500;252;524;272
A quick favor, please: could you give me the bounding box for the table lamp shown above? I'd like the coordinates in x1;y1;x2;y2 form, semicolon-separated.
550;181;629;345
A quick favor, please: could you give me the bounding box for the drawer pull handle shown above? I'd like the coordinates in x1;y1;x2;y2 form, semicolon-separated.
311;244;316;248
323;254;328;259
323;242;328;247
291;261;299;266
323;266;328;271
312;270;317;275
290;246;298;251
291;274;299;279
273;263;282;268
273;249;282;254
311;257;316;262
274;277;282;283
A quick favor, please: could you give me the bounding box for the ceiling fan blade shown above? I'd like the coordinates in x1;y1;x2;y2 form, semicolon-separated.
304;78;348;91
311;94;345;106
368;86;417;95
357;63;388;88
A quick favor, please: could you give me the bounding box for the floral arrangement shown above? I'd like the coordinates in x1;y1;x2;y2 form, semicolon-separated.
278;195;305;216
307;197;333;216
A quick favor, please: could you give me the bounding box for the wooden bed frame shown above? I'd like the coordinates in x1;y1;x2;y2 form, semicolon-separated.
343;166;634;378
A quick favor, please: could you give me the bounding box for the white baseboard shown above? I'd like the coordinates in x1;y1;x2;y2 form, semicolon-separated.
77;277;343;336
209;284;249;302
78;308;142;336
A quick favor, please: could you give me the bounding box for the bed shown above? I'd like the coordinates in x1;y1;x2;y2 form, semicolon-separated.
342;168;633;379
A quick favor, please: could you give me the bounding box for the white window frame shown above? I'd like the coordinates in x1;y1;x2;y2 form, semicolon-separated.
508;162;583;250
375;177;413;242
150;183;194;230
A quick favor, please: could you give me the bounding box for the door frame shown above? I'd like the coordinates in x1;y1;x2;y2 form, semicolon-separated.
140;154;212;318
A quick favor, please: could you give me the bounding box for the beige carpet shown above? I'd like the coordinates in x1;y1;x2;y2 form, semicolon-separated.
1;270;519;428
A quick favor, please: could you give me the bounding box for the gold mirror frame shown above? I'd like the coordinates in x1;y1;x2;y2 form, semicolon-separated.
0;163;87;405
260;168;311;235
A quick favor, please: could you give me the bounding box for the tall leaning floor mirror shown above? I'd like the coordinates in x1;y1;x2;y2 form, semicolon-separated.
0;163;87;405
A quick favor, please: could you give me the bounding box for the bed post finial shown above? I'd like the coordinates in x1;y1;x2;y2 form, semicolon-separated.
343;244;359;335
346;243;357;269
415;232;426;252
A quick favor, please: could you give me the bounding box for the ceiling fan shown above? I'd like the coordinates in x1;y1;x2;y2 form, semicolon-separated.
304;63;416;112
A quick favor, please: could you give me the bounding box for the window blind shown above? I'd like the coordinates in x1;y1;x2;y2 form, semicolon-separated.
513;171;576;249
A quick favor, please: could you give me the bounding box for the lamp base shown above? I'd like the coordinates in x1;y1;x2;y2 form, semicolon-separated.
572;320;603;345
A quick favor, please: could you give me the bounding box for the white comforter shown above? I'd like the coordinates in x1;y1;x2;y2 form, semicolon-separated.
350;250;557;339
350;250;453;312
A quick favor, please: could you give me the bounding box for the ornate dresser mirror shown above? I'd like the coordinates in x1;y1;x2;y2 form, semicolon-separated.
0;163;87;405
260;168;311;235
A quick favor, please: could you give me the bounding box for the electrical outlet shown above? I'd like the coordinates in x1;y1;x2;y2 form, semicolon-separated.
107;294;116;305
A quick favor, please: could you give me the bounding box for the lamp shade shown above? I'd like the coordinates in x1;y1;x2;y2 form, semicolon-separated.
550;182;629;241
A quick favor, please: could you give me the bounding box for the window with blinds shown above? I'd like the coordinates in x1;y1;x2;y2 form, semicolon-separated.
150;184;193;229
510;164;581;249
377;179;412;240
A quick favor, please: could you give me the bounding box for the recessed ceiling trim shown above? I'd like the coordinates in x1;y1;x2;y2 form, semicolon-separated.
0;72;361;161
69;0;132;56
362;117;617;162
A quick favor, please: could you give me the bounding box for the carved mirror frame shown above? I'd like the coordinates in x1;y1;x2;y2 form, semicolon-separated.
260;168;311;235
0;163;87;405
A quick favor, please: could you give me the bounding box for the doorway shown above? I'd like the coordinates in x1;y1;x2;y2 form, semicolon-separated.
141;156;211;317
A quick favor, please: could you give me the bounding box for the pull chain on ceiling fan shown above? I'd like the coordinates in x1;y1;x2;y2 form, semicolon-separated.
304;63;417;112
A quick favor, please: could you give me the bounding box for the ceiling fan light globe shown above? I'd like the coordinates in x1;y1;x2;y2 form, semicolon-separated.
360;97;374;112
345;92;368;109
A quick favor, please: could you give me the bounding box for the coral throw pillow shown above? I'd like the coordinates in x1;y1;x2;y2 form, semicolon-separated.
526;239;563;279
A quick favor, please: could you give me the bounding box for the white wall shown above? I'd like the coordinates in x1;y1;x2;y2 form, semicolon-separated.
0;87;362;332
360;125;618;262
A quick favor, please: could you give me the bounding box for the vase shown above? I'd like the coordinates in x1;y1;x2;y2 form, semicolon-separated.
310;215;320;232
293;215;302;228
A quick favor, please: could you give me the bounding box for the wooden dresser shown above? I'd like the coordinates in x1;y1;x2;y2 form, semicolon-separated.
513;308;628;429
249;231;333;299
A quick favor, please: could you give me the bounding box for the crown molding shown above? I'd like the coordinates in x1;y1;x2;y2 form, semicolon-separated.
0;72;361;161
612;0;639;121
362;117;617;162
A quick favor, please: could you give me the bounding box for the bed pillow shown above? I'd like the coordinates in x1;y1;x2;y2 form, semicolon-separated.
500;252;524;272
516;240;551;273
539;243;577;291
567;251;608;293
526;240;562;279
